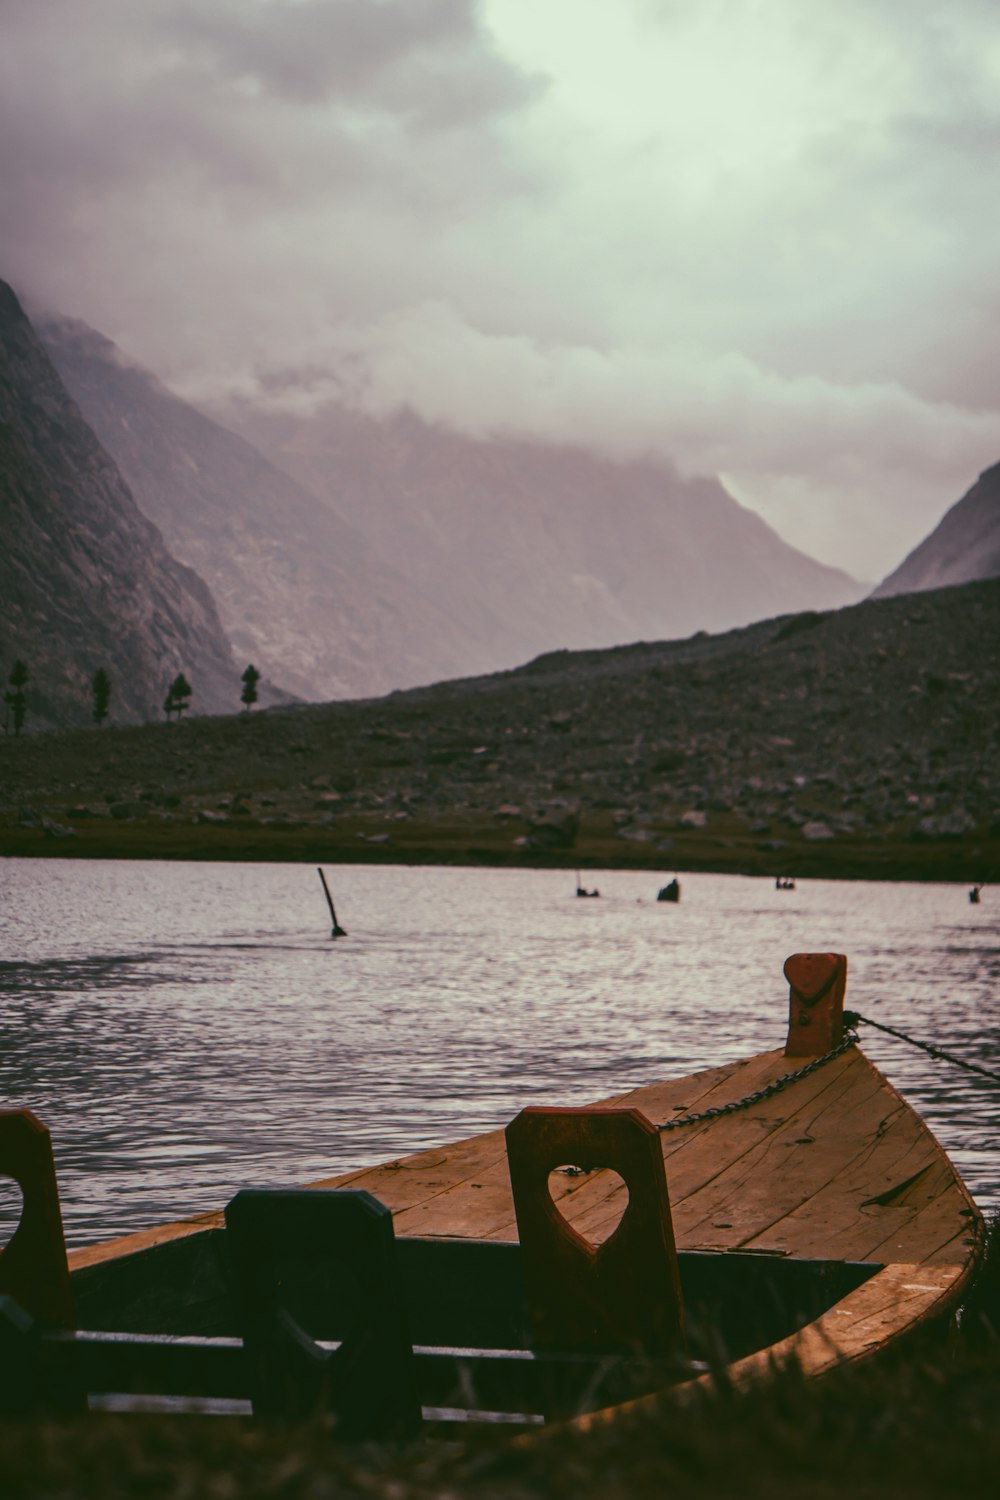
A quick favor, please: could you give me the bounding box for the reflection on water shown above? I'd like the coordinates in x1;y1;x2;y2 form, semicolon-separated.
0;859;997;1246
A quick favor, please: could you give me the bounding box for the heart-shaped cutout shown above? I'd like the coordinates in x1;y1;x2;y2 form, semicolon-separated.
547;1166;629;1248
0;1175;24;1254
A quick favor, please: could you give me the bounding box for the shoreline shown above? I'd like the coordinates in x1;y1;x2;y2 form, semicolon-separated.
1;814;994;884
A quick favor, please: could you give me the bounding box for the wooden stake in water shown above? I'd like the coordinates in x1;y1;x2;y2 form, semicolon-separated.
318;868;347;938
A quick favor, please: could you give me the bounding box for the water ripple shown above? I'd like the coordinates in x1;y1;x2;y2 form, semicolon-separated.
0;860;997;1246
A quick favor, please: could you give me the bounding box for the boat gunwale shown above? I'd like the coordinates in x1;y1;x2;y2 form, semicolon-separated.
59;1036;985;1428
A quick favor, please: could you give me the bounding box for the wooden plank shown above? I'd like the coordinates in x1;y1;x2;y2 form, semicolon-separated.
0;1111;75;1326
390;1051;844;1247
667;1060;938;1254
47;1330;247;1400
727;1259;970;1375
505;1107;684;1358
322;1141;514;1235
72;1227;235;1337
731;1068;978;1263
225;1189;421;1438
65;1052;809;1268
572;1260;972;1431
412;1344;693;1419
67;1046;979;1289
68;1210;223;1274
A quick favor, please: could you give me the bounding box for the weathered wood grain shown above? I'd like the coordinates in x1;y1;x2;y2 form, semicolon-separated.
66;1041;983;1401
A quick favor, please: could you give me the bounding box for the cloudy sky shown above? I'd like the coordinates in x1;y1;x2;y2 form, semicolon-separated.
3;0;1000;577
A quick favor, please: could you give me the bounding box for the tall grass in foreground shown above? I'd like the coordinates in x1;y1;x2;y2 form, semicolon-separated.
2;1220;999;1500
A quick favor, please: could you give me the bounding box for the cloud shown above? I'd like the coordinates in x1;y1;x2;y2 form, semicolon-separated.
167;0;538;122
0;0;546;359
187;298;1000;570
2;0;1000;574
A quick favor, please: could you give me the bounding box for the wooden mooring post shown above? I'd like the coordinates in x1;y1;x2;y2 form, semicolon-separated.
317;868;347;938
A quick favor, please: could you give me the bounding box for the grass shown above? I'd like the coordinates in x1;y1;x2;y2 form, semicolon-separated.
3;1223;999;1499
1;810;994;884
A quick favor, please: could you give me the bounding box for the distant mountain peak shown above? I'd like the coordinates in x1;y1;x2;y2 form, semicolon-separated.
872;460;1000;599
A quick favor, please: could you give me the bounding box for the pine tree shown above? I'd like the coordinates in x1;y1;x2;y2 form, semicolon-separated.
92;668;111;726
241;663;260;713
164;672;193;720
170;672;192;717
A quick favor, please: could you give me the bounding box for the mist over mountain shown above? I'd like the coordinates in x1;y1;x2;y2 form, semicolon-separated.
40;311;864;706
0;280;241;730
39;317;470;702
872;461;1000;600
220;400;866;659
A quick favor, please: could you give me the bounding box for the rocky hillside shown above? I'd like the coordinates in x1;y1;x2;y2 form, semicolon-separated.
3;579;996;882
873;461;1000;598
39;317;468;701
227;400;866;669
0;281;242;729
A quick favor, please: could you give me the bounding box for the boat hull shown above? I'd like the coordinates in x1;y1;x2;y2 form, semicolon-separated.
65;1043;983;1417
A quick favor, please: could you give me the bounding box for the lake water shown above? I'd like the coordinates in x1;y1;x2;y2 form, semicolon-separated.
1;859;997;1248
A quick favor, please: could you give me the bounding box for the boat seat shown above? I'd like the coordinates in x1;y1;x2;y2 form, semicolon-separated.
0;1169;422;1433
224;1187;421;1440
505;1105;686;1359
0;1109;75;1330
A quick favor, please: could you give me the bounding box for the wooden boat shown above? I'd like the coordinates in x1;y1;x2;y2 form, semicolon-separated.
0;953;985;1436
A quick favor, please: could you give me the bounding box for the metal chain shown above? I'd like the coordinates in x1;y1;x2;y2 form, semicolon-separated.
845;1010;1000;1085
559;1008;998;1170
655;1029;859;1132
553;1031;859;1174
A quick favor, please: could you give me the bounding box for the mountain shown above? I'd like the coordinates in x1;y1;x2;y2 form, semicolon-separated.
39;318;473;702
872;461;1000;599
40;314;864;701
0;281;241;730
215;400;866;662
